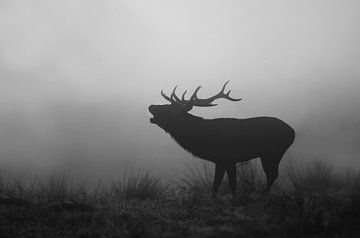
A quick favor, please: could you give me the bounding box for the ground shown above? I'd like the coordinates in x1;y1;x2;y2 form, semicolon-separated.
1;161;360;237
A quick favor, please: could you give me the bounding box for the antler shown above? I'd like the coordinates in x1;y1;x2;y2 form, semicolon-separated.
188;81;241;107
161;86;185;104
161;89;175;103
161;81;241;111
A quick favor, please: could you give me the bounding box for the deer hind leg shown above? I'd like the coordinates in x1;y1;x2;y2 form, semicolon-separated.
226;164;237;197
212;164;225;198
260;152;284;193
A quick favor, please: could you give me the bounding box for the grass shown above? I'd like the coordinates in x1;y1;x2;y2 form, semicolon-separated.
1;160;360;237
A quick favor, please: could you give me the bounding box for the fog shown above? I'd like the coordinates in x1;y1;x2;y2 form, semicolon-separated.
1;0;360;179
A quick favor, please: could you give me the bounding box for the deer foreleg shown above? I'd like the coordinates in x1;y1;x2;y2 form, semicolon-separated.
226;164;237;197
212;164;225;198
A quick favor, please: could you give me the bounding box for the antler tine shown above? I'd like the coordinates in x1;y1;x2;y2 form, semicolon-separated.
181;90;187;101
190;86;202;100
161;90;175;103
170;86;182;102
166;86;190;106
220;81;241;102
221;80;230;94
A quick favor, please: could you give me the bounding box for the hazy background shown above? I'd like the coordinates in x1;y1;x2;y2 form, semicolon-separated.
1;0;360;179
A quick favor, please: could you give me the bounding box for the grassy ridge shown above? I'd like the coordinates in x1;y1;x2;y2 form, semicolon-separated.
1;161;360;237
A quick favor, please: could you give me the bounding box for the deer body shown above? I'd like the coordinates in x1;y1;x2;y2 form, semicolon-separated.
166;116;294;163
149;82;295;196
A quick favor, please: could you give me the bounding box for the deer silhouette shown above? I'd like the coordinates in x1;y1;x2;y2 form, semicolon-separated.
148;81;295;197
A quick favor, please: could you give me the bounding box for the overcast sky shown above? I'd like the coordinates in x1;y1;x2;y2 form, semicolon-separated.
1;0;360;178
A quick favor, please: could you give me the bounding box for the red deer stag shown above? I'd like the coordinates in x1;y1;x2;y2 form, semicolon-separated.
148;81;295;197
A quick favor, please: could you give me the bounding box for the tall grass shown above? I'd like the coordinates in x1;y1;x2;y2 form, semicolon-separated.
2;160;360;204
285;160;360;194
0;169;169;210
2;160;360;237
235;161;265;194
175;162;214;193
107;170;169;201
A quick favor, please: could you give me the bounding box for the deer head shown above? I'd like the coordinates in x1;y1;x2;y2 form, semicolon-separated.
148;81;241;130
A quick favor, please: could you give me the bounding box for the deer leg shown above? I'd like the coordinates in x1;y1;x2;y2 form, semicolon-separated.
212;164;225;198
226;164;237;197
260;155;281;193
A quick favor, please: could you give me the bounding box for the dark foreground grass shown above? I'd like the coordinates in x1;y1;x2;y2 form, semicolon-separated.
1;161;360;238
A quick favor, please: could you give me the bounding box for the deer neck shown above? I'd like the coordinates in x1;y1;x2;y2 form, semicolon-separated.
166;114;207;149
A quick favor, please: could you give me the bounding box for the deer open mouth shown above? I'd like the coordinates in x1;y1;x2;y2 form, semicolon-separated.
148;105;157;123
150;116;158;124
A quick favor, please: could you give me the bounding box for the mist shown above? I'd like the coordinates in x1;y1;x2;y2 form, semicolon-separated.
1;0;360;179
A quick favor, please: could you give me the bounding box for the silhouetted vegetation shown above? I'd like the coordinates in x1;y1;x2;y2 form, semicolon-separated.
1;160;360;237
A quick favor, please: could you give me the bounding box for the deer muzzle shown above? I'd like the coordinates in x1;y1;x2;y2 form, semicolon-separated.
148;105;156;123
